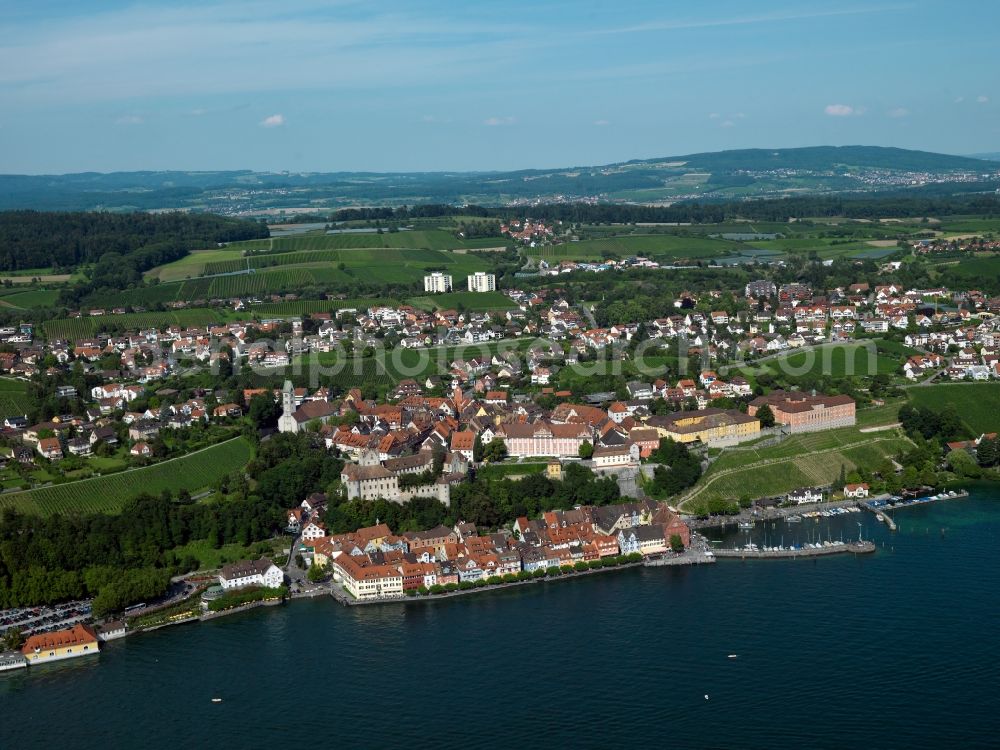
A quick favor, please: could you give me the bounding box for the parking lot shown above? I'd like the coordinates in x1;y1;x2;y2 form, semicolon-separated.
0;600;93;637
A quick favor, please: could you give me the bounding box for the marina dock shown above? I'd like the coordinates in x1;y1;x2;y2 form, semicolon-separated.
862;489;970;530
714;541;875;559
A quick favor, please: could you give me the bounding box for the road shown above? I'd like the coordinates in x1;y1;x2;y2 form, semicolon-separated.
577;303;598;329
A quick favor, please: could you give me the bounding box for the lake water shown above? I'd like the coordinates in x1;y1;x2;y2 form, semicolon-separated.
3;487;999;749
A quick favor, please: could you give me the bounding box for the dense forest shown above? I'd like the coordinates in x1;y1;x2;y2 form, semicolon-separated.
0;210;267;272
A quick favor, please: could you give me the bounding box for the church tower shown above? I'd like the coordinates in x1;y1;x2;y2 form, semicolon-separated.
277;380;298;433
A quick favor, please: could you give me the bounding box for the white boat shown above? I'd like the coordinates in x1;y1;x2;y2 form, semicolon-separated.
727;654;739;659
212;698;223;703
738;520;755;530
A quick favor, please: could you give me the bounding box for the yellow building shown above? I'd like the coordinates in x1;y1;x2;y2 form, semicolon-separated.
546;460;563;480
22;623;99;665
646;408;760;447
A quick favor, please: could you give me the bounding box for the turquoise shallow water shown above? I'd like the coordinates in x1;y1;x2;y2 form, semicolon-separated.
3;487;999;749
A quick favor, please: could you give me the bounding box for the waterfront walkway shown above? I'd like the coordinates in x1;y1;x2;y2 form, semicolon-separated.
713;541;875;559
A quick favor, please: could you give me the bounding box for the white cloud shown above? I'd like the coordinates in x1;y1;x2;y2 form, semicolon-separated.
824;104;854;116
888;106;909;118
708;112;720;119
977;95;989;103
0;2;534;105
593;119;609;126
484;116;515;126
115;114;143;125
260;113;285;128
720;120;735;128
596;6;909;36
954;96;965;104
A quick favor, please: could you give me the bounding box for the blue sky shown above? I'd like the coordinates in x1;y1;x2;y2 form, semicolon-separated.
1;0;997;173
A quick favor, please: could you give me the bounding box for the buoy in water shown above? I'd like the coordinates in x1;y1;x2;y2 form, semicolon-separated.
704;695;709;700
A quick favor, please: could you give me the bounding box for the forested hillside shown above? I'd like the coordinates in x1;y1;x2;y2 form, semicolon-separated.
0;211;267;272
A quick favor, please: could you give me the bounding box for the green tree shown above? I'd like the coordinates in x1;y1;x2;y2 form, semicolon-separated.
756;404;775;428
482;438;508;463
946;449;981;479
248;394;281;430
669;534;684;553
976;437;998;467
1;627;24;651
578;440;594;460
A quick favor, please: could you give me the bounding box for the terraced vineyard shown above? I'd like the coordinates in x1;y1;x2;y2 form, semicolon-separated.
227;234;386;253
681;427;913;512
246;298;400;318
907;383;1000;434
44;309;225;339
0;378;30;418
322;357;397;390
408;290;515;311
0;438;252;517
225;229;506;254
202;247;449;275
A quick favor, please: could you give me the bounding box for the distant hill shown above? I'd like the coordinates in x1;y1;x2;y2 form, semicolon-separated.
638;145;993;172
968;152;1000;162
0;145;997;212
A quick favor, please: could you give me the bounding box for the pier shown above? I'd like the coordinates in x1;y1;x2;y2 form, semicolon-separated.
643;549;717;567
714;541;875;559
862;489;970;530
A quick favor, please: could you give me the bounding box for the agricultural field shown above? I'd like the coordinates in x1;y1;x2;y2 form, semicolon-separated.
529;234;735;260
222;229;507;255
933;215;1000;234
0;378;30;419
682;427;912;512
146;248;246;282
745;236;901;260
906;383;1000;434
732;342;900;383
408;291;515;311
930;255;1000;291
44;309;224;339
856;400;904;428
0;438;252;517
145;244;493;298
0;288;61;308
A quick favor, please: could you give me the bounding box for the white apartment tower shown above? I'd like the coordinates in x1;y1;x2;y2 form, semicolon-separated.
467;272;496;292
423;272;453;293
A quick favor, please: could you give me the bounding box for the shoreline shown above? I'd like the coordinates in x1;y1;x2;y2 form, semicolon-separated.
8;484;989;662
